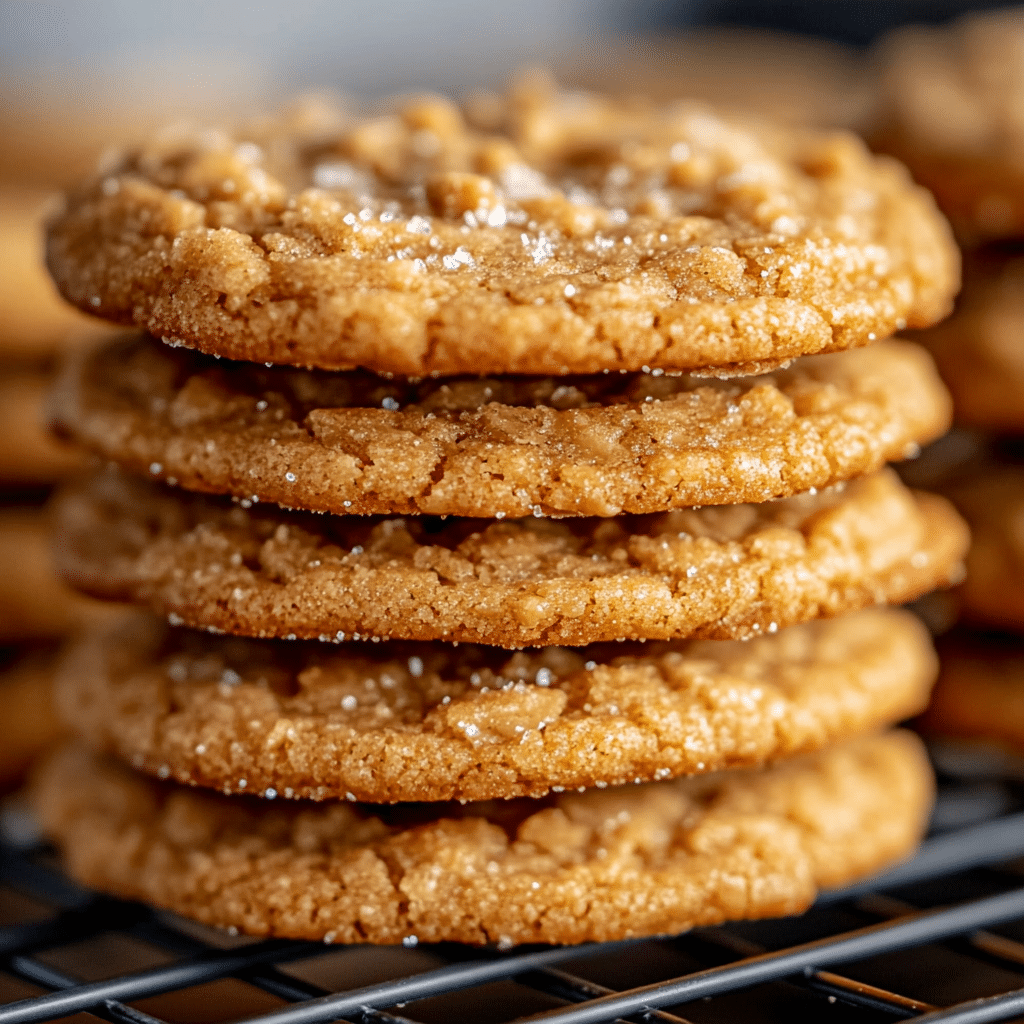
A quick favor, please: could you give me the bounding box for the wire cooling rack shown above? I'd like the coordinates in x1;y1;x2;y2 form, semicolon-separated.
4;772;1024;1024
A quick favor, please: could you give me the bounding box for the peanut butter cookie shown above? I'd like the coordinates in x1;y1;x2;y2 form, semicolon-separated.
947;466;1024;630
32;732;933;946
50;332;951;518
875;8;1024;240
56;608;936;803
46;82;957;376
916;249;1024;431
53;468;968;647
919;631;1024;755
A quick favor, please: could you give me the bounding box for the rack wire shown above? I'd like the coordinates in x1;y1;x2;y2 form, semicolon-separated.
4;773;1024;1024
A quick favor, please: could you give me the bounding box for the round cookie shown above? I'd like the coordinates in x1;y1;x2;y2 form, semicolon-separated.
874;8;1024;241
916;249;1024;431
46;83;958;377
33;732;933;946
947;466;1024;631
919;631;1024;756
50;332;951;518
56;607;936;803
53;467;968;647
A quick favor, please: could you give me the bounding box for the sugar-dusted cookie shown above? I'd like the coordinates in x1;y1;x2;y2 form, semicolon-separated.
56;607;936;803
919;631;1024;755
947;466;1024;630
46;82;957;377
53;468;967;647
917;249;1024;431
874;8;1024;240
33;732;933;946
50;332;951;518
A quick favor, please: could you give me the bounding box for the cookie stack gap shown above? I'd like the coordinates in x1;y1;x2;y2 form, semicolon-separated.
40;81;966;946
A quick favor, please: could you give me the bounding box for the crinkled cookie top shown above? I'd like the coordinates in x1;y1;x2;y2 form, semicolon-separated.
47;78;958;375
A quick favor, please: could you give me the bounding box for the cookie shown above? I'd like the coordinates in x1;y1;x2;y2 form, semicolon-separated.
0;648;65;791
874;8;1024;241
53;467;967;647
919;631;1024;755
32;731;933;946
947;466;1024;630
916;248;1024;431
50;332;951;518
0;510;118;643
0;370;85;484
0;187;97;364
56;607;936;803
46;82;958;377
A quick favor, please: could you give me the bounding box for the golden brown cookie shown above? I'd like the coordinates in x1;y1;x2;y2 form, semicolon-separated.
0;370;85;484
0;509;117;643
32;732;933;946
0;187;97;364
56;607;936;803
916;248;1024;431
947;466;1024;630
46;82;958;377
919;631;1024;755
874;8;1024;240
0;648;65;792
53;467;967;647
49;332;951;518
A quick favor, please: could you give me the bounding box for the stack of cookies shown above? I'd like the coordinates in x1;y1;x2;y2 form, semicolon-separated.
33;80;967;945
875;9;1024;766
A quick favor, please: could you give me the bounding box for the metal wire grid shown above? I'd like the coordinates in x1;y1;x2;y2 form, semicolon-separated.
4;786;1024;1024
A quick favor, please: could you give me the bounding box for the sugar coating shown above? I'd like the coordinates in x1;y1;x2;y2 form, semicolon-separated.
56;608;935;803
947;467;1024;631
53;468;967;647
33;733;933;946
918;632;1024;755
51;332;951;518
46;80;957;376
874;8;1024;239
917;250;1024;431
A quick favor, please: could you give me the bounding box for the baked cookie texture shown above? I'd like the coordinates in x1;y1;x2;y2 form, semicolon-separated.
52;467;968;647
874;8;1024;240
916;249;1024;431
32;732;933;946
55;608;936;803
50;332;951;518
919;632;1024;754
947;467;1024;630
45;82;958;377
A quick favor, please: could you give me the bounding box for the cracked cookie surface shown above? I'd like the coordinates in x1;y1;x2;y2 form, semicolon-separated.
53;468;968;647
32;732;933;945
56;608;935;802
51;332;951;517
46;81;957;376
